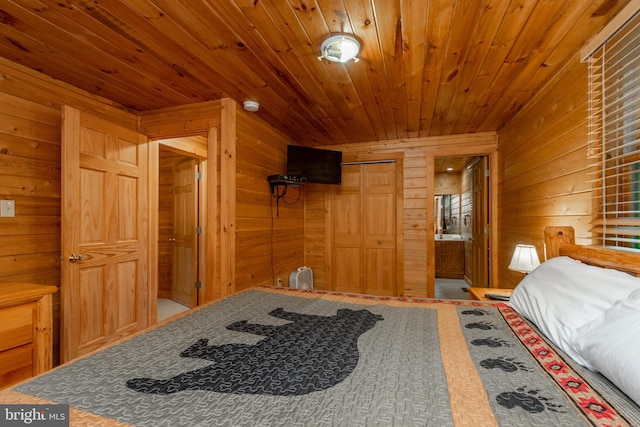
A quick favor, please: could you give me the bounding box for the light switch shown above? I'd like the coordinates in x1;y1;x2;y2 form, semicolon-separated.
1;200;15;217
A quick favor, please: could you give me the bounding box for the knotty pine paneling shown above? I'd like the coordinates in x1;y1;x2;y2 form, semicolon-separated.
497;53;593;289
0;92;61;365
434;172;461;195
303;183;328;289
0;60;145;367
0;1;629;146
234;108;304;292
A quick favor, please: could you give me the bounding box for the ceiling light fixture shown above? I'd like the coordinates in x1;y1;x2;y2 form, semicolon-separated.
318;34;360;63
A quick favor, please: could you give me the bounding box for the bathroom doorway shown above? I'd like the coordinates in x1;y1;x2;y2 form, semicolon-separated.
434;155;490;297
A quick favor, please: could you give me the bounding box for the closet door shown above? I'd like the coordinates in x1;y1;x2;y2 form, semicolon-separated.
330;162;399;296
331;164;363;294
363;163;397;296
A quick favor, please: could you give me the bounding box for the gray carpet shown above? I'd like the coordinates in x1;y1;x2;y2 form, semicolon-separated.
435;279;469;300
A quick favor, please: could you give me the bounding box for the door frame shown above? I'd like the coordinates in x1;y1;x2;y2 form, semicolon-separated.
427;149;498;298
148;131;215;324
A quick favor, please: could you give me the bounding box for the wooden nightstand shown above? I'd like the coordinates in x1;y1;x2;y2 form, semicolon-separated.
468;287;514;302
0;282;57;389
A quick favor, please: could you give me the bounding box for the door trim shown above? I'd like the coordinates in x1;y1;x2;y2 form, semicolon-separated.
150;136;210;323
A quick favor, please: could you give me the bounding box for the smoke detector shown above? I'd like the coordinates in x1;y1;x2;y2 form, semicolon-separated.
243;100;260;112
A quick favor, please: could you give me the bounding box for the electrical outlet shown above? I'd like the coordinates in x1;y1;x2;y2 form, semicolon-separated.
277;278;283;287
1;200;15;218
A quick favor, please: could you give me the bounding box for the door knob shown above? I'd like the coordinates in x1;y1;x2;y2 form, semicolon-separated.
69;253;85;262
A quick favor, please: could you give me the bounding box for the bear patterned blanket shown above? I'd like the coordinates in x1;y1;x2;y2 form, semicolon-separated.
1;287;639;426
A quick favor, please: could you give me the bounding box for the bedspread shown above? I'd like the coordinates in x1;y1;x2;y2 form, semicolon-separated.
1;287;638;426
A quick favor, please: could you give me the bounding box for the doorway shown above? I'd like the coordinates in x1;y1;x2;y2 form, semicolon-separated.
433;155;490;297
157;141;206;319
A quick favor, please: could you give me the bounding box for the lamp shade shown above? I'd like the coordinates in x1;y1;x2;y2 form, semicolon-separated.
508;244;540;273
318;35;360;63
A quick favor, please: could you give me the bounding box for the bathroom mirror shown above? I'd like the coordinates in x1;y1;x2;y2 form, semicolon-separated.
435;194;460;235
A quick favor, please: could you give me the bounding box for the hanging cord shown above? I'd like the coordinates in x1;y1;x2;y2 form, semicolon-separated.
280;185;302;205
273;184;288;216
270;187;276;286
270;184;302;286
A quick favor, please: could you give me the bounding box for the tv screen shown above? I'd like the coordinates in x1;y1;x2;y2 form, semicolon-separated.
286;145;342;184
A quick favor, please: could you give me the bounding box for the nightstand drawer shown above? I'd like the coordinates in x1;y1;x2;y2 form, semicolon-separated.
0;283;56;390
0;303;34;352
0;343;33;387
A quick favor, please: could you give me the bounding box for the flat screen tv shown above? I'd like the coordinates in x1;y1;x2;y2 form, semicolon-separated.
286;145;342;184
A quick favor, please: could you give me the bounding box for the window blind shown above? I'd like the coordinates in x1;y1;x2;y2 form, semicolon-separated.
587;10;640;251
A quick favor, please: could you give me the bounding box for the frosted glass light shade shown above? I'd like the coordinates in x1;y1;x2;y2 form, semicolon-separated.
318;35;360;63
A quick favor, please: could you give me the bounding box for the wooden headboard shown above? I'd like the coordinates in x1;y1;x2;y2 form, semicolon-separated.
544;226;640;277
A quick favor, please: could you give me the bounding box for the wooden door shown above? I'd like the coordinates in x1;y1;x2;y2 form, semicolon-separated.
363;163;397;296
171;158;198;308
331;164;363;294
472;157;489;286
61;106;149;362
331;162;398;296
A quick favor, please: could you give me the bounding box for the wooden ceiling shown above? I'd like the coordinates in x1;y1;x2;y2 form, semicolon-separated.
0;0;630;146
435;156;475;173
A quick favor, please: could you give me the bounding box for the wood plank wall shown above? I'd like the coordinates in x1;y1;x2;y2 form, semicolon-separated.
234;108;304;291
497;53;593;289
0;59;305;363
435;173;461;194
305;133;498;297
0;59;138;366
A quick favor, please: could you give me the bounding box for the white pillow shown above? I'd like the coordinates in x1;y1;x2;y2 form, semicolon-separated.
570;288;640;406
508;256;639;366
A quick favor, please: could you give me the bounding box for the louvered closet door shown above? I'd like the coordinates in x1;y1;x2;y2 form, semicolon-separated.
331;162;397;296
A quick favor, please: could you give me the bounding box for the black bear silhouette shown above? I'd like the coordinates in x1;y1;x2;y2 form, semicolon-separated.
126;307;383;395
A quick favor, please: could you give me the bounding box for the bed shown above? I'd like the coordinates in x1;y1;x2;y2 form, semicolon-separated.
1;228;639;426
